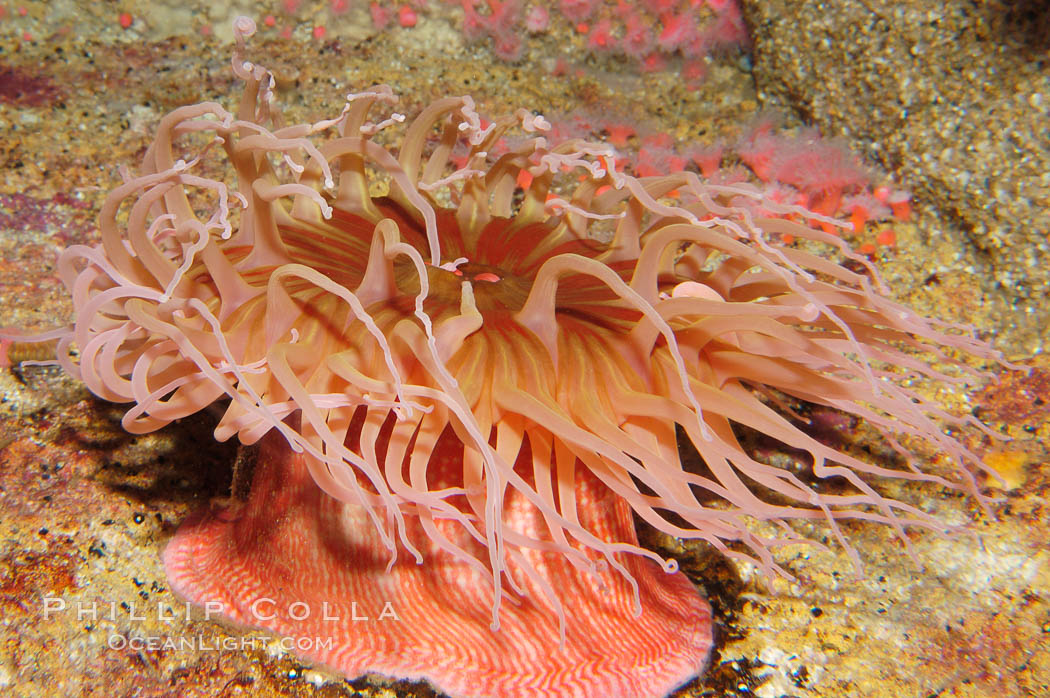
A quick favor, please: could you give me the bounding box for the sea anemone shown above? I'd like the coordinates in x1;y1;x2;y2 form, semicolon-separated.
19;16;1005;698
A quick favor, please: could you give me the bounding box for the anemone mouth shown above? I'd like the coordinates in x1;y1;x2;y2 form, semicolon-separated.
276;195;618;317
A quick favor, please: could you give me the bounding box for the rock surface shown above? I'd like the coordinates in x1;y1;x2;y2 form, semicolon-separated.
1;1;1047;697
743;0;1050;356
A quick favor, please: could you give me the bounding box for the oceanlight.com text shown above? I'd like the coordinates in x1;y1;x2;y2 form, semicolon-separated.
106;633;335;653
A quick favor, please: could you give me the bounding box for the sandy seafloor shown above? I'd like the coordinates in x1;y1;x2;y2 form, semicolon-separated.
0;1;1047;697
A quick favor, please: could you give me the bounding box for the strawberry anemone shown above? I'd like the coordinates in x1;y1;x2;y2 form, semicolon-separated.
37;17;1005;698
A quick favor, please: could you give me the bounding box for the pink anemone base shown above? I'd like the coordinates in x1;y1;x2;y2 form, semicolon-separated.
164;427;713;698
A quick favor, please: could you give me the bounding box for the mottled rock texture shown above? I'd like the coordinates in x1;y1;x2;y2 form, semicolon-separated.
743;0;1050;355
